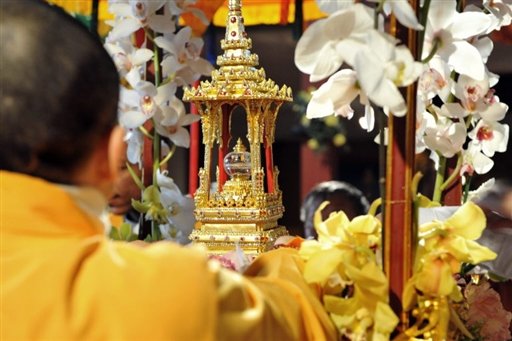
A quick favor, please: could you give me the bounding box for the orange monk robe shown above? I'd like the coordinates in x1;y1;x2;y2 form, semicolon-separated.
0;171;337;340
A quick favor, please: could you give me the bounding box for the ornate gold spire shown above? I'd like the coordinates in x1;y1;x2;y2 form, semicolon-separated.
183;0;292;102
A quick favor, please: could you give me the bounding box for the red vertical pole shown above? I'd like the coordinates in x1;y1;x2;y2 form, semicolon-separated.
384;11;417;326
217;105;231;191
280;0;290;25
265;141;274;193
442;158;462;205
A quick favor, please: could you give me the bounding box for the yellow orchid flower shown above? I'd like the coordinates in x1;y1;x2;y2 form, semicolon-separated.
299;202;399;339
314;201;350;244
419;202;497;264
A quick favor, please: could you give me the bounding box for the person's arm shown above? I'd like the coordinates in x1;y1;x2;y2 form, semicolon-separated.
215;248;338;340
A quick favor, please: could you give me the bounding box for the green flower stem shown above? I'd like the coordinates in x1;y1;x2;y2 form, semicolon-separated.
440;152;462;192
126;162;145;191
151;29;162;238
432;153;447;203
368;198;382;217
138;125;153;139
417;0;432;58
411;171;423;264
463;175;472;203
420;37;439;64
159;144;176;167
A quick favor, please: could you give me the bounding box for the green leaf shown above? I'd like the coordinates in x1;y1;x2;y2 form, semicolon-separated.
131;199;150;213
119;223;133;241
109;226;121;240
142;185;161;202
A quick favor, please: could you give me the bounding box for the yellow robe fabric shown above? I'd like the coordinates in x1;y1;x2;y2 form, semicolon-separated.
0;171;337;340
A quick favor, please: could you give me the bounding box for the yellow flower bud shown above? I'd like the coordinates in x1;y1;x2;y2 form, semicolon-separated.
307;138;319;150
333;133;346;147
324;115;339;127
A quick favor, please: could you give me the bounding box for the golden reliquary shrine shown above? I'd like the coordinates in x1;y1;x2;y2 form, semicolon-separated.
183;0;293;255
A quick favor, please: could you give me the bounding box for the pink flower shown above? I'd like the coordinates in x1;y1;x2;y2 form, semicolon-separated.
465;280;512;341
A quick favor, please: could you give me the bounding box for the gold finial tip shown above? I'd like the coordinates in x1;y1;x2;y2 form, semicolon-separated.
228;0;241;11
234;138;247;153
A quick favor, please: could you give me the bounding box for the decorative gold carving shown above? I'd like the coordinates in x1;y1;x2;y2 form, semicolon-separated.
183;0;292;255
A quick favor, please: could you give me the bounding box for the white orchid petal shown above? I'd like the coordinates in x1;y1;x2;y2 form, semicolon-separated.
451;12;491;40
125;68;142;89
160;107;179;126
145;0;166;13
120;88;140;108
474;37;494;62
447;41;485;81
180;113;201;126
120;110;148;129
294;19;330;75
109;3;132;17
323;8;356;40
170;127;191;148
367;30;395;62
175;26;192;47
132;48;153;65
354;49;385;96
155;82;177;105
136;81;158;97
154;36;176;54
148;14;176;34
480;102;508;122
428;0;457;31
187;58;214;77
306;96;334;118
472;150;494;174
441;103;468;118
109;18;141;41
309;44;343;81
391;0;424;30
161;55;181;76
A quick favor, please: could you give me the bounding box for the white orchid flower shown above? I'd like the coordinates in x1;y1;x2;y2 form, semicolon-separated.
479;92;509;122
155;27;213;85
354;31;422;116
415;106;429;154
157;170;195;244
119;81;176;129
125;128;143;166
306;69;360;119
155;96;200;148
483;0;512;32
119;81;158;128
107;0;175;41
167;0;209;25
294;4;373;82
359;104;376;132
468;120;509;157
418;57;451;103
374;0;423;30
454;74;490;112
104;39;153;84
423;0;492;80
423;115;467;158
461;143;494;176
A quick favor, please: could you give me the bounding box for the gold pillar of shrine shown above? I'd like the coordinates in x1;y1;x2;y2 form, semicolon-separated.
183;0;292;255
